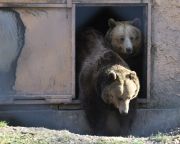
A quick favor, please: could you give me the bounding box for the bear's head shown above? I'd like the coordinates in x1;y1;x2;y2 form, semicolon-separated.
97;65;140;114
105;18;142;57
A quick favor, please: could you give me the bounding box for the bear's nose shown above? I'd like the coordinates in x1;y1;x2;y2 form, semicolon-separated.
121;111;128;115
126;48;133;54
119;108;129;115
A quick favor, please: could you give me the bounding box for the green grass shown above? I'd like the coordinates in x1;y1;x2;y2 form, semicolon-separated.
149;132;172;143
0;121;8;128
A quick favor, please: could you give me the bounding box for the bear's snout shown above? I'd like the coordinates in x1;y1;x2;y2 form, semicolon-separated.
121;111;128;115
118;100;130;114
123;37;133;55
119;108;129;115
126;48;133;55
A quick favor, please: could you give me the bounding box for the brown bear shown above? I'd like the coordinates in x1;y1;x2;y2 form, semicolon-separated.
105;18;144;99
78;29;140;135
105;18;142;57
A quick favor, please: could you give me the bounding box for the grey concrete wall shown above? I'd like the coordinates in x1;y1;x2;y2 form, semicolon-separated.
149;0;180;108
0;108;179;136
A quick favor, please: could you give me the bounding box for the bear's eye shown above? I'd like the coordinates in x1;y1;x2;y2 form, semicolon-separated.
120;37;124;41
108;72;116;81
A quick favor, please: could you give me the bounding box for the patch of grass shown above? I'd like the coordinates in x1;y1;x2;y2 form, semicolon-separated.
131;139;144;144
0;121;8;127
0;127;179;144
58;133;72;143
95;139;127;144
149;132;172;143
0;131;49;144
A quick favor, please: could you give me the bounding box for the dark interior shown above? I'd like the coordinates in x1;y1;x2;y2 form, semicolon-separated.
75;5;147;99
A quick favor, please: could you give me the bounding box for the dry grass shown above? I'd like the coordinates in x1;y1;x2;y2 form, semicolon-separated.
0;121;8;128
0;123;179;144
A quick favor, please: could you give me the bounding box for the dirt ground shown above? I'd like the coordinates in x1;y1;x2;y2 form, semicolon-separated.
0;126;180;144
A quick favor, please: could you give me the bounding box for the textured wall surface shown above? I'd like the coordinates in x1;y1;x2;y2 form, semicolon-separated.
0;11;21;72
14;8;73;95
0;10;25;93
150;0;180;108
0;108;179;136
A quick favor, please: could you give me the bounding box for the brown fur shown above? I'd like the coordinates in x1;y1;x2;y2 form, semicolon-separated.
78;29;140;135
105;18;142;57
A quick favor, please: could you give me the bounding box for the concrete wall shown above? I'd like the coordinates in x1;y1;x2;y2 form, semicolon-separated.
0;107;179;136
149;0;180;108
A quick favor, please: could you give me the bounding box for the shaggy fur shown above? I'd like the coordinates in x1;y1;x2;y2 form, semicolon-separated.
105;18;141;57
78;29;140;136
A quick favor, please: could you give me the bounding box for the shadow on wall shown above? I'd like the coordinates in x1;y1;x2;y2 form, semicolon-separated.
0;9;25;94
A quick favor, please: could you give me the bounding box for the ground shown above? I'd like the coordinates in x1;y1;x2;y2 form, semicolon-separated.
0;123;179;144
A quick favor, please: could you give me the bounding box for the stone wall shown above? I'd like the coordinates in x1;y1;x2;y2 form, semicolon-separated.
149;0;180;108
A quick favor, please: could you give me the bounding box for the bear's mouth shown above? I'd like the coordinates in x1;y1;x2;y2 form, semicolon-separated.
123;52;138;58
126;49;133;55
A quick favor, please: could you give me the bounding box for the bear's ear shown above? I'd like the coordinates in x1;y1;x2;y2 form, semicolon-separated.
108;18;117;28
108;70;117;81
130;18;141;28
126;71;136;80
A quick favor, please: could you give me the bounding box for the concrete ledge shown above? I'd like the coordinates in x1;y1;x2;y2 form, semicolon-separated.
0;109;91;135
0;108;179;136
131;108;180;136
